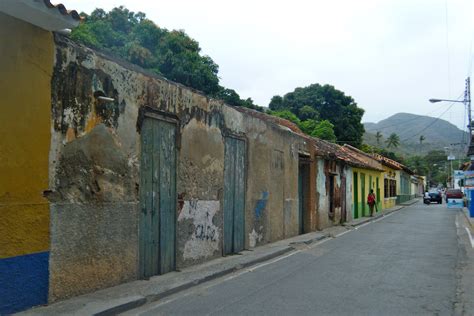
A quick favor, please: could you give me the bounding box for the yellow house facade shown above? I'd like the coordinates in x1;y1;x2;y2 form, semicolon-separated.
0;2;80;314
351;167;384;219
381;165;399;209
341;145;385;219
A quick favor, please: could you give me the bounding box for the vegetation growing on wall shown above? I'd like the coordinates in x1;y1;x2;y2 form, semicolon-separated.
71;6;263;111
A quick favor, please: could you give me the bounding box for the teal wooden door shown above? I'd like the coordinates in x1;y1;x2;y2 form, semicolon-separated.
223;137;245;255
140;117;177;278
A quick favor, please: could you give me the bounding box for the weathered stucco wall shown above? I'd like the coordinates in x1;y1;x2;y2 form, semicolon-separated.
345;166;353;222
243;116;308;247
47;35;314;300
315;159;350;229
0;13;53;314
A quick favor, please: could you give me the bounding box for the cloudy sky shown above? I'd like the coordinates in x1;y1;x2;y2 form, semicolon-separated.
61;0;473;130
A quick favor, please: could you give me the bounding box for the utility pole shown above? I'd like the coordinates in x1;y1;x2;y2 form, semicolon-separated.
429;77;471;156
466;77;471;147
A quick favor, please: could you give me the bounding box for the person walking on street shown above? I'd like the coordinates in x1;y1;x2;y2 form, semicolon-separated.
367;189;376;217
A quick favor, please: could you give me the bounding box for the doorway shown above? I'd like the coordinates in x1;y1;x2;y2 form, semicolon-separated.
223;136;246;255
298;160;310;234
139;117;177;278
353;172;359;219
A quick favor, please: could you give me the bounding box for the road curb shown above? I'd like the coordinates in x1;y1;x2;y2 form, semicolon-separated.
92;247;296;315
289;234;330;246
94;297;147;316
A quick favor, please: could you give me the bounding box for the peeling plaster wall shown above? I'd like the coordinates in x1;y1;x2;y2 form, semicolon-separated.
315;159;350;229
345;166;354;222
243;117;306;248
47;35;315;300
316;159;329;229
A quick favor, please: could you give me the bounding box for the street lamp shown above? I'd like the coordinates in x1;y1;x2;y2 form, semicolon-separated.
429;77;471;156
429;98;465;104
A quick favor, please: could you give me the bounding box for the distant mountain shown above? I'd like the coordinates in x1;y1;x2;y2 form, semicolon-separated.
363;113;468;156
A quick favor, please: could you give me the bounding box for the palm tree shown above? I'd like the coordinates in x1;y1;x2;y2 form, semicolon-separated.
375;131;382;145
419;135;425;153
385;133;400;148
419;135;425;145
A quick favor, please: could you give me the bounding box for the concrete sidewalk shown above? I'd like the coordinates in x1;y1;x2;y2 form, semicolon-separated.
20;200;417;316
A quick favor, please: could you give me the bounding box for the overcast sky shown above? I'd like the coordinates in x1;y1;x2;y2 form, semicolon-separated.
61;0;473;130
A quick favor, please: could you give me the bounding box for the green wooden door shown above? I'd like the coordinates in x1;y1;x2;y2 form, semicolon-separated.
376;177;380;212
223;137;246;255
361;173;366;217
353;172;358;219
139;117;176;278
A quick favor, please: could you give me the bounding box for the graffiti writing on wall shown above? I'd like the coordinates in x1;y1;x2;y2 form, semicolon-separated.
178;200;220;260
254;191;269;219
194;224;216;241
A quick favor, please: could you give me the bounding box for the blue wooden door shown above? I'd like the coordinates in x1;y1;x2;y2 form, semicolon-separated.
223;137;245;255
140;117;176;278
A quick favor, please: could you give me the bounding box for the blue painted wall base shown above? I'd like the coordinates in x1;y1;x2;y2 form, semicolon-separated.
0;251;49;314
470;190;474;217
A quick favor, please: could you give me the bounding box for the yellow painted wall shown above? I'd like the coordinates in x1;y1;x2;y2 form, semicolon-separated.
382;166;397;209
352;167;384;218
0;13;53;258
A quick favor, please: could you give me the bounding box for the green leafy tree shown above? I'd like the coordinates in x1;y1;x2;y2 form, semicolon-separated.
310;120;337;142
299;119;318;135
385;133;400;148
269;110;301;126
71;5;260;111
405;155;428;175
299;105;319;121
269;84;365;147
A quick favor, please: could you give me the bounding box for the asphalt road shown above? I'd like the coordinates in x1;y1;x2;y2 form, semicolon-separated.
128;202;462;316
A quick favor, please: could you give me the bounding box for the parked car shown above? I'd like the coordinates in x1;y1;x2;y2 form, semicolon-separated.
428;190;442;204
445;189;463;203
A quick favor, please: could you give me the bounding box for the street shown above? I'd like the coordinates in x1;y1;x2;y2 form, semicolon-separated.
126;202;465;316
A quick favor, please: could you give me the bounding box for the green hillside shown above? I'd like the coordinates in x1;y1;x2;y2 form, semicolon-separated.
363;113;468;157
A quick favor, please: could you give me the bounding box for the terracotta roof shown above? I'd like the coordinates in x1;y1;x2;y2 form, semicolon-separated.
0;0;81;31
340;145;384;171
42;0;81;21
308;138;381;171
370;153;403;170
369;151;414;175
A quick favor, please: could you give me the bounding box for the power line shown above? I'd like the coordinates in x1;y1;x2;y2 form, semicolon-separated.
400;102;455;142
367;93;464;132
